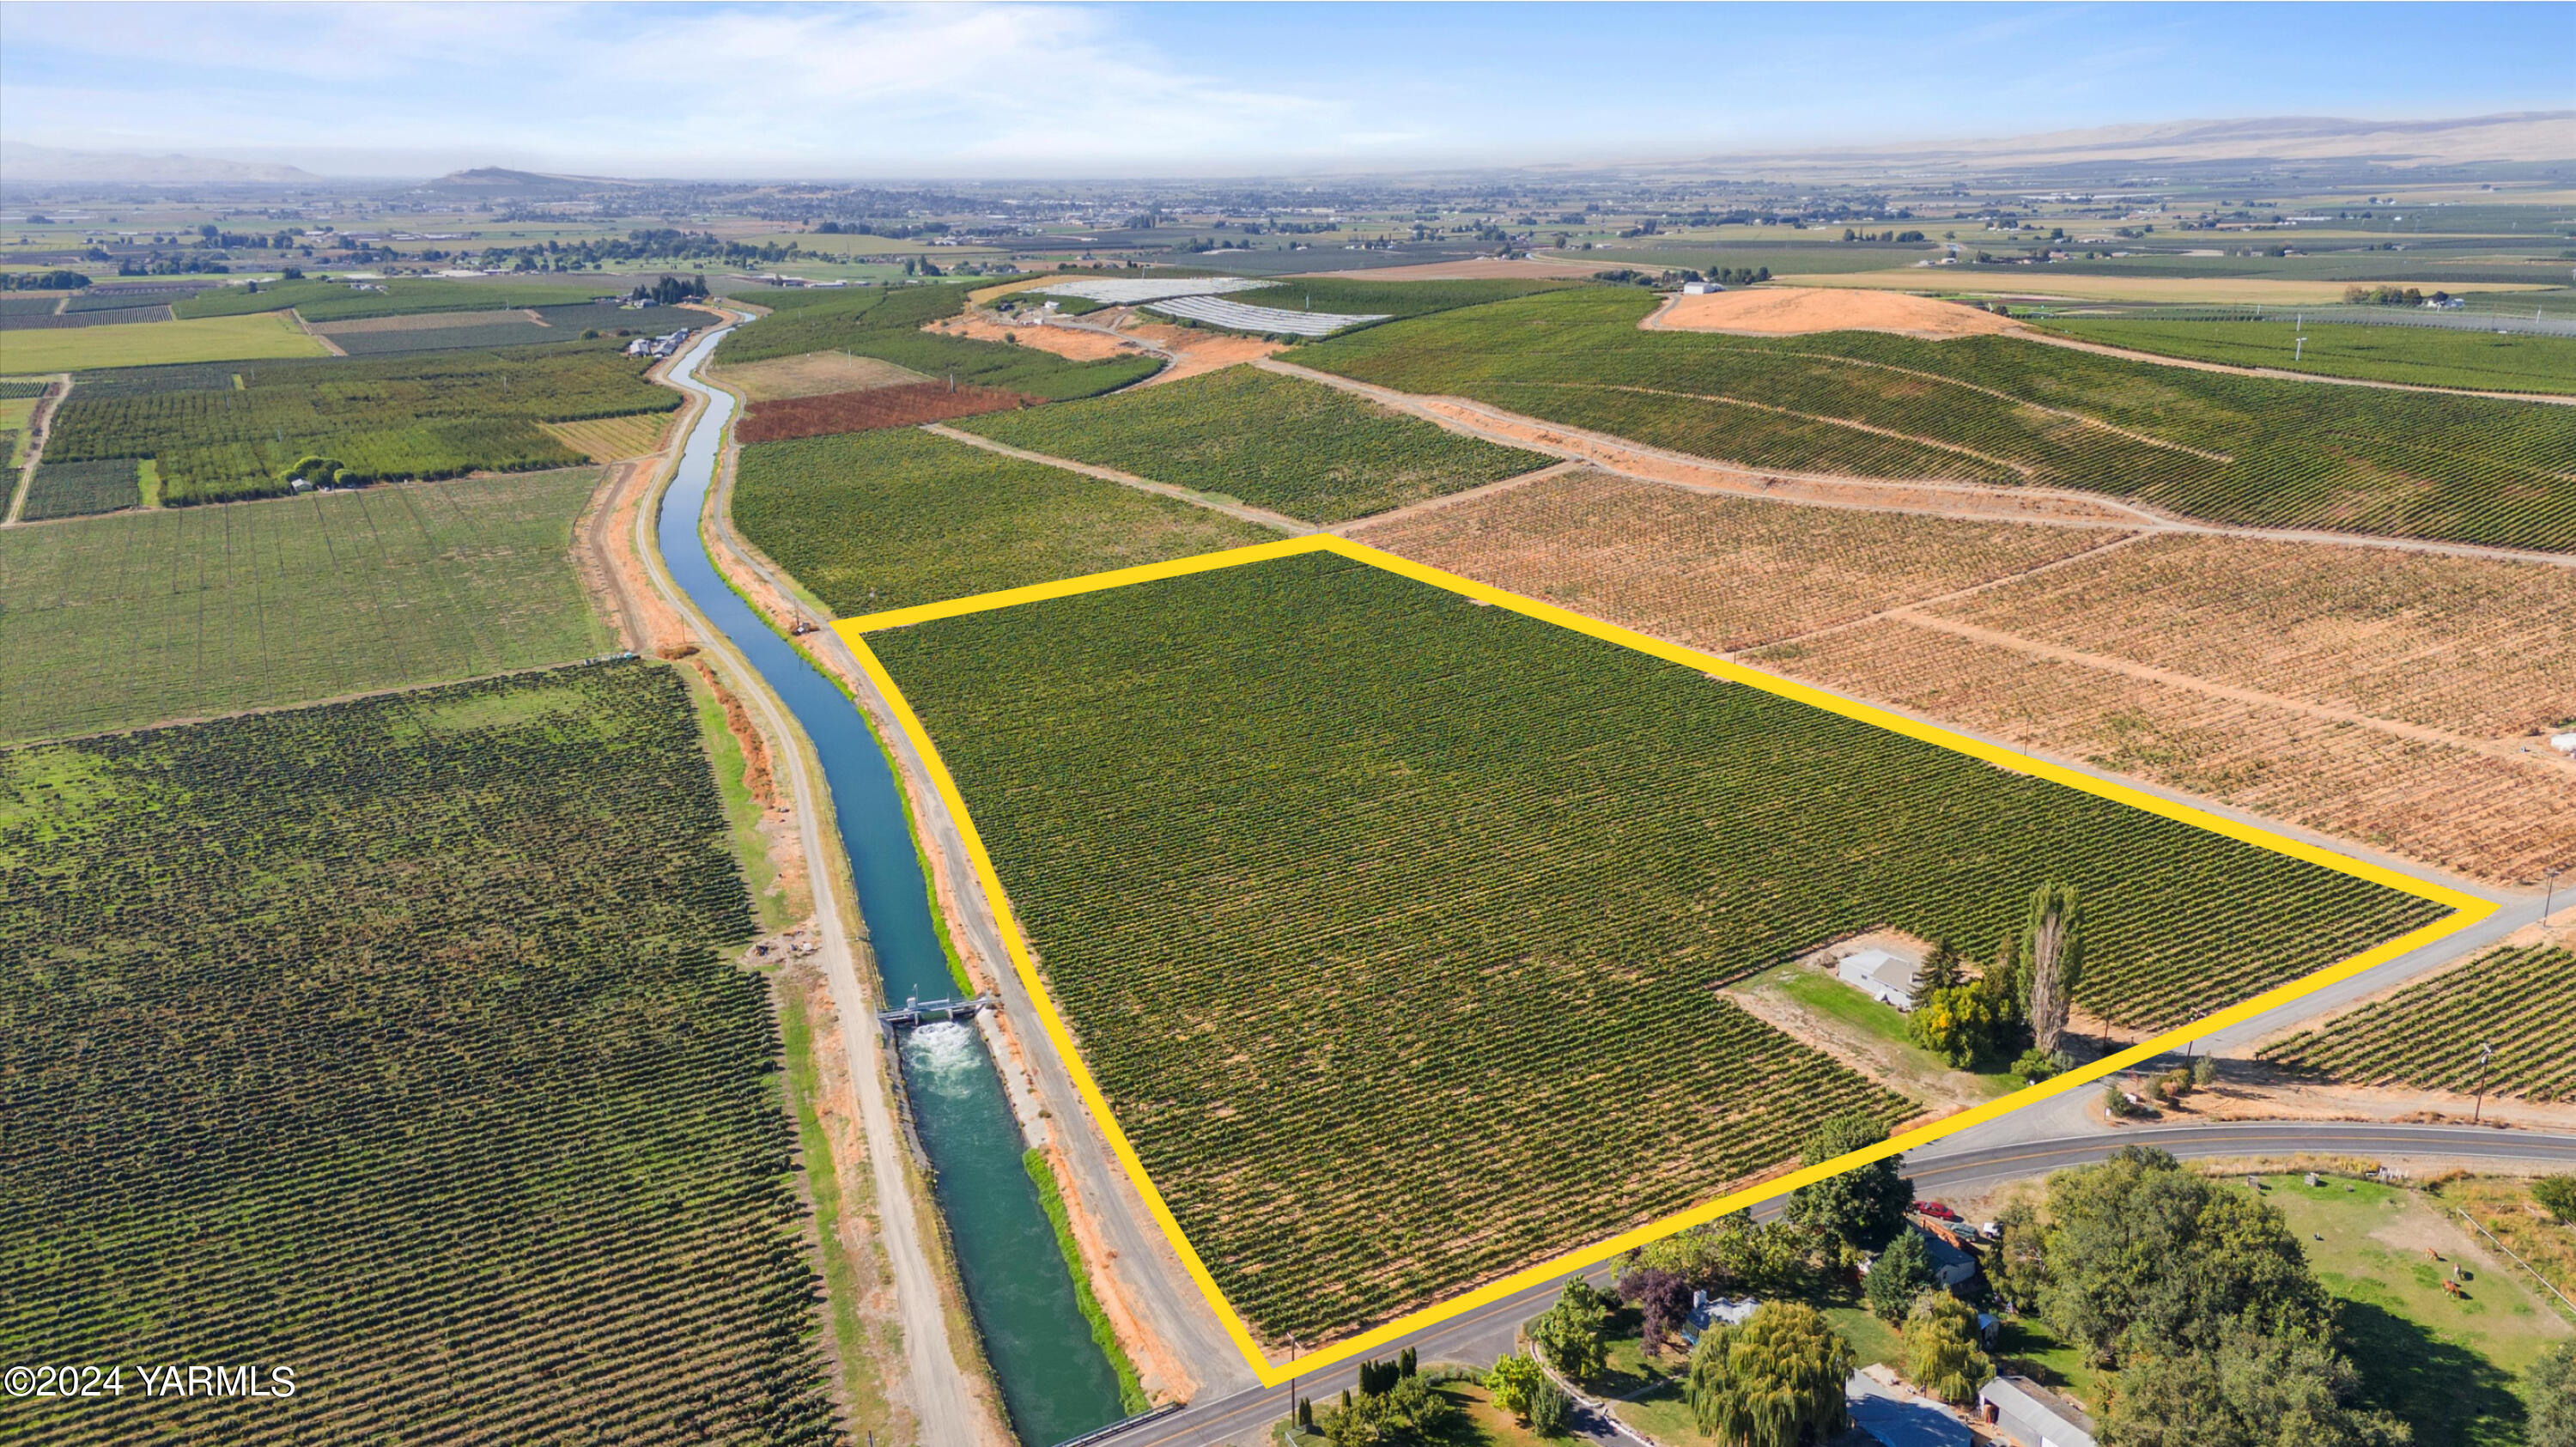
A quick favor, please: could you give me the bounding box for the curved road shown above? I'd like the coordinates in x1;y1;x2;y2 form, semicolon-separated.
1098;1122;2576;1447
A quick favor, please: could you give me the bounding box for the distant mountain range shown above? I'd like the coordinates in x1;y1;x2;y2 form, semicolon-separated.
0;142;325;185
1643;111;2576;178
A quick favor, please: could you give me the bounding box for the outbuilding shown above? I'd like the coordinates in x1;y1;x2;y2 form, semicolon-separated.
1838;947;1923;1011
1977;1376;2097;1447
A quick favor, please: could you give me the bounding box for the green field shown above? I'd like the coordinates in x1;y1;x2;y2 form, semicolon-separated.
2260;945;2576;1100
1226;276;1579;324
2255;1174;2569;1447
956;367;1551;523
864;550;2445;1343
0;310;330;372
173;276;619;322
716;279;1161;397
2038;318;2576;394
46;339;674;505
0;661;837;1444
0;468;612;744
1286;288;2576;552
732;427;1275;615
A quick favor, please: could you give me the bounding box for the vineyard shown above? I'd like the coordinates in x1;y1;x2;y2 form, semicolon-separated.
1349;468;2122;651
0;468;611;744
173;276;612;322
316;301;688;356
2259;945;2576;1100
865;550;2445;1342
0;662;840;1444
2037;319;2576;395
732;428;1272;615
1925;532;2576;742
1285;288;2576;552
1226;276;1579;324
17;457;140;521
957;366;1552;524
715;278;1161;397
1761;617;2576;886
44;339;675;504
737;381;1036;443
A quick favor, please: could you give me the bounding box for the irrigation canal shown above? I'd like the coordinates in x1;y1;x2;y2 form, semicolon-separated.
653;324;1129;1445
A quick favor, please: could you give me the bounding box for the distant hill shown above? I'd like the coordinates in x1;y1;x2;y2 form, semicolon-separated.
1625;112;2576;179
0;141;325;185
410;167;641;200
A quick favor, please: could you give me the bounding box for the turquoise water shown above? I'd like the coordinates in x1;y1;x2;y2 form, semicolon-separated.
653;330;1127;1446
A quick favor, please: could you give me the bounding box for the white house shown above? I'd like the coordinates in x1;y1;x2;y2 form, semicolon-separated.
1977;1377;2096;1447
1837;948;1922;1011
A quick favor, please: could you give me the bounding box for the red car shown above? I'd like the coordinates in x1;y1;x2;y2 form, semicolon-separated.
1913;1201;1960;1222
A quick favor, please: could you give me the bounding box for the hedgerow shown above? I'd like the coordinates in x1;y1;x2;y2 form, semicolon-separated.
957;366;1552;522
0;660;838;1444
1286;289;2576;551
866;551;2443;1342
46;339;675;504
733;427;1273;614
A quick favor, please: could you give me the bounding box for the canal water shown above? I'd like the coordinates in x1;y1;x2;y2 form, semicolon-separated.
654;326;1128;1446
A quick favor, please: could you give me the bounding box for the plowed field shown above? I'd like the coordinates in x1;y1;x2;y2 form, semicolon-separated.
736;381;1038;443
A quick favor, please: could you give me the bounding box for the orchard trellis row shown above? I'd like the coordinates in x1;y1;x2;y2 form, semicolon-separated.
2260;945;2576;1100
1288;289;2576;552
0;661;839;1445
860;546;2452;1347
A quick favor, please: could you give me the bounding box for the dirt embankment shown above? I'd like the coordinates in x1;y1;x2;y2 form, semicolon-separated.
1647;286;2022;338
927;311;1145;362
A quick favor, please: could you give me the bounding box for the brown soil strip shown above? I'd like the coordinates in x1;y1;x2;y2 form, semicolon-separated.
1119;323;1285;386
926;311;1145;362
1328;459;1586;535
1647;286;2020;338
920;422;1312;534
3;374;67;526
738;383;1039;444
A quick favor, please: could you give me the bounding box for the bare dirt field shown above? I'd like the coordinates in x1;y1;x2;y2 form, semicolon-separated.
925;312;1145;362
1648;285;2021;337
1290;257;1611;281
708;350;931;402
1350;468;2576;887
1118;321;1283;385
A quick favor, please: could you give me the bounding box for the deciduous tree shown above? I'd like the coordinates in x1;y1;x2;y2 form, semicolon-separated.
1900;1294;1993;1404
1785;1115;1912;1253
1685;1302;1855;1447
2023;883;2086;1055
1531;1280;1612;1386
2529;1341;2576;1447
2104;1327;2410;1447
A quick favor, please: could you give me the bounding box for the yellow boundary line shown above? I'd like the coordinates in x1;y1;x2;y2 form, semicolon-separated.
834;533;2491;1384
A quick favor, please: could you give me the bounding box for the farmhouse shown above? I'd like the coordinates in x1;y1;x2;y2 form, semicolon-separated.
1837;946;1923;1010
1977;1376;2098;1447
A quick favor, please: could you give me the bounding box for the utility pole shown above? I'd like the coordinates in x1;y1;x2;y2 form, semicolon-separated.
2544;867;2562;933
2471;1042;2494;1124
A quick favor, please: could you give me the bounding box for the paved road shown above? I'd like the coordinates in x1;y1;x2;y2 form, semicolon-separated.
1088;1122;2576;1447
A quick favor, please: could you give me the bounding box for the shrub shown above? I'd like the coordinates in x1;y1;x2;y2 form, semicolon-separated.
1484;1354;1544;1419
1526;1382;1574;1438
2534;1175;2576;1225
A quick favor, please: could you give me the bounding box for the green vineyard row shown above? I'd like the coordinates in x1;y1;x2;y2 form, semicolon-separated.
868;552;2444;1341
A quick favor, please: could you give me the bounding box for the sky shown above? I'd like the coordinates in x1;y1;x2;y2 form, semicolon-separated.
2;1;2570;179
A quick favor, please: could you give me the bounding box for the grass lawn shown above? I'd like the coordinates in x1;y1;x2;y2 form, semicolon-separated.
0;468;612;744
0;310;328;371
2256;1174;2570;1447
1731;961;2027;1105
